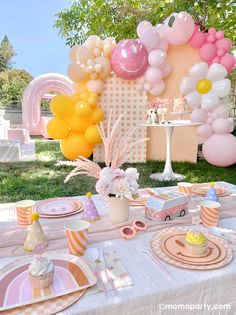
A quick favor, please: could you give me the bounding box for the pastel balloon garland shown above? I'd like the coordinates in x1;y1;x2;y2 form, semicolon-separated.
47;11;236;166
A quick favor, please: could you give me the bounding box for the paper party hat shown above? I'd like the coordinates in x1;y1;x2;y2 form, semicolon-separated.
205;182;220;203
24;213;48;252
81;192;100;221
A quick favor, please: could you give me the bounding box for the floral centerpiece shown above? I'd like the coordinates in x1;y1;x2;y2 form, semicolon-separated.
57;111;148;224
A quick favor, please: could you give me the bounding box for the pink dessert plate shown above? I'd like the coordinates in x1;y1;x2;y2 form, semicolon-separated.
191;184;231;197
0;289;86;315
151;227;233;270
36;198;84;217
0;253;97;312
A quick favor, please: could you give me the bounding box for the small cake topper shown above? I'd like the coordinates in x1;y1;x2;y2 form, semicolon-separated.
81;192;100;221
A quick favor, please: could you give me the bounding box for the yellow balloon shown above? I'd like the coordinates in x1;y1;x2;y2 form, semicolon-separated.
70;93;81;104
60;132;94;160
75;101;92;117
50;95;74;118
79;92;90;102
90;92;98;99
196;79;212;94
73;82;87;94
87;96;97;108
70;115;92;133
85;125;102;144
91;107;104;123
47;117;70;139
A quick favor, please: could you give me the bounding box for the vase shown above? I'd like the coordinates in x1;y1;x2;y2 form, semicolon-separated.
108;196;129;225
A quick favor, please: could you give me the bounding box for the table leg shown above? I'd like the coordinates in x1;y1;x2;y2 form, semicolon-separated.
150;126;186;181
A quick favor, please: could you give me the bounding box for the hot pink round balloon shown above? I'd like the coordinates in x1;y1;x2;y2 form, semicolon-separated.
202;134;236;167
208;28;216;35
197;124;213;138
190;30;207;48
190;108;207;123
111;39;149;80
137;21;153;38
199;43;217;61
212;56;220;63
215;31;224;40
215;38;232;51
207;35;216;43
164;12;195;46
212;118;231;134
220;54;235;73
217;48;225;57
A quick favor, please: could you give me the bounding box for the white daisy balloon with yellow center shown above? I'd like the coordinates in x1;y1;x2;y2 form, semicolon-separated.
180;62;231;111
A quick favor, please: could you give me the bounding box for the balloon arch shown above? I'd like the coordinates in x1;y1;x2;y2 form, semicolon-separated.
44;11;236;167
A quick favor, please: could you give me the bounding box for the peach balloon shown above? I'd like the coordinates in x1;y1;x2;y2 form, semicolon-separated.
69;45;80;61
68;62;89;82
60;132;94;160
73;82;88;94
87;79;104;94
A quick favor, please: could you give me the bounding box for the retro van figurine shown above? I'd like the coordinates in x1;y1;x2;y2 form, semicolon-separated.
145;191;189;221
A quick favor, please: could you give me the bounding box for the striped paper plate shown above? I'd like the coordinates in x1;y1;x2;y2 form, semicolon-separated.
0;253;97;312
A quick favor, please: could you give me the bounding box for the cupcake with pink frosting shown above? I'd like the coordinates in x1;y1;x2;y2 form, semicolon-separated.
28;256;54;289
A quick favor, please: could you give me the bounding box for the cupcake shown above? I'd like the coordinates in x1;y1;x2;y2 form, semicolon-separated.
185;230;207;255
28;256;54;289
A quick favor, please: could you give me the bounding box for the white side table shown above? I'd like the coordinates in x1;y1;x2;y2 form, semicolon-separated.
140;120;200;181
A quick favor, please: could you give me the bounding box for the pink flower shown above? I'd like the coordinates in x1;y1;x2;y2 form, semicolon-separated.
125;168;139;181
113;168;125;179
96;178;111;195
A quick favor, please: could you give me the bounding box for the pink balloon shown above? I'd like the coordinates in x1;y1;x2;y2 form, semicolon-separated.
213;104;228;118
145;67;162;84
148;50;167;67
215;31;224;40
140;28;161;51
162;63;172;78
215;38;232;51
212;56;220;63
137;21;153;38
220;54;236;73
197;124;213;139
190;108;207;123
199;43;217;61
206;117;214;125
158;38;169;51
164;12;195;46
111;39;149;80
207;35;216;43
208;27;216;35
212;118;231;134
217;48;226;57
189;26;207;48
149;81;165;96
198;137;205;145
202;134;236;167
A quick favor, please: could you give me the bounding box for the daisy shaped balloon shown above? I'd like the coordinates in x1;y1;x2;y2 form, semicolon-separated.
180;62;231;111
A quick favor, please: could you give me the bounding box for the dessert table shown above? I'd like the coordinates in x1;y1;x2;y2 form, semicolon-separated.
140;120;200;181
0;181;236;314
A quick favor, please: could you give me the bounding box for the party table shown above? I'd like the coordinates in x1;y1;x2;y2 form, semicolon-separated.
141;120;200;181
0;182;236;315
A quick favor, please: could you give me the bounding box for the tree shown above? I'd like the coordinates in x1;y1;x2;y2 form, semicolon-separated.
0;36;16;71
55;0;236;47
0;69;33;106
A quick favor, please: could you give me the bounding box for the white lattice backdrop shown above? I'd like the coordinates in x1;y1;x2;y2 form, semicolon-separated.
94;74;148;163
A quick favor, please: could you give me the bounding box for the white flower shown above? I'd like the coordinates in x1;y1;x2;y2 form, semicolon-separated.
96;177;111;196
125;167;139;181
113;168;125;179
180;62;231;111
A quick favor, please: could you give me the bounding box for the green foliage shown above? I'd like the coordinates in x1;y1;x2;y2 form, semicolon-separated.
0;35;16;71
0;138;235;202
55;0;236;47
0;69;33;106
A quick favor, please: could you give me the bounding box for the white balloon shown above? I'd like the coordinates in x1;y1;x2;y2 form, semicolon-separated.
201;92;219;111
185;91;201;109
180;76;196;95
207;63;227;82
149;81;165;96
189;62;208;81
212;79;231;97
148;50;167;68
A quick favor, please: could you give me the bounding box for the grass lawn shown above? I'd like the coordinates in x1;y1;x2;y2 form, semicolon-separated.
0;139;236;203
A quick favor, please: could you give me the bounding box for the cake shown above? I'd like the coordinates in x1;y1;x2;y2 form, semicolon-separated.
185;230;207;255
28;256;54;289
